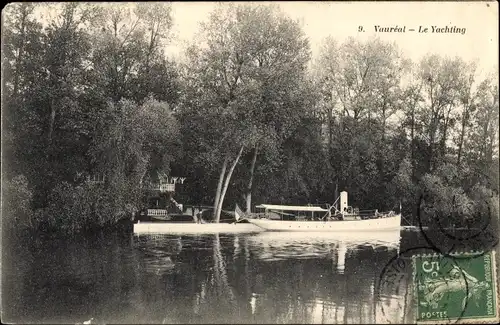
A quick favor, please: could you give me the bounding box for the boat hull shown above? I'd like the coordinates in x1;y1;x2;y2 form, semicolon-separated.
246;214;401;232
133;222;263;234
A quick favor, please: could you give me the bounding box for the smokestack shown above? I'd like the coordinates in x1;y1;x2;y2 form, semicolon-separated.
340;191;348;213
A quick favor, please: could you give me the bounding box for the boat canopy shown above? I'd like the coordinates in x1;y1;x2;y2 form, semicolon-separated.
255;204;329;212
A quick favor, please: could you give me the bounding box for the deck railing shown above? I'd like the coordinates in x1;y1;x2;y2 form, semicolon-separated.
149;184;175;192
147;209;169;216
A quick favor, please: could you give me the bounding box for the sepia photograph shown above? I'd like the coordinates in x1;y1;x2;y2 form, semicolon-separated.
1;1;499;324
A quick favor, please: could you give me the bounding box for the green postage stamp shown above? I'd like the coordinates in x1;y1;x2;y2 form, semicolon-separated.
413;250;498;324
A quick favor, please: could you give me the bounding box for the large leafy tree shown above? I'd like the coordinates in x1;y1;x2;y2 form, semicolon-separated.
415;55;468;172
2;3;96;207
2;3;45;179
179;3;311;220
313;37;408;209
2;3;182;233
85;2;178;104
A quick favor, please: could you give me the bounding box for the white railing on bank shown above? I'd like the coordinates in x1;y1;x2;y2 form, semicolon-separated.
147;209;169;216
149;184;175;192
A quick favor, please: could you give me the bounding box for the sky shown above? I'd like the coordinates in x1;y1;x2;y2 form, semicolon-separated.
167;1;498;76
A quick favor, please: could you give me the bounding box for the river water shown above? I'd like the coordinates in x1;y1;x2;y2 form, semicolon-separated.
1;229;493;324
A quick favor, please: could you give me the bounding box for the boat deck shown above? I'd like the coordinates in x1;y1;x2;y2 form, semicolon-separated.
133;221;263;234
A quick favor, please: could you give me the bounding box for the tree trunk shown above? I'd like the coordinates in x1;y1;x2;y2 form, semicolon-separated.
381;97;387;142
47;99;56;148
13;9;28;98
485;100;497;163
428;109;440;172
245;146;258;213
440;105;452;157
213;156;228;220
410;105;415;178
427;82;437;173
456;110;468;166
334;180;339;210
328;110;333;155
480;118;490;162
487;136;494;163
215;145;244;223
428;133;435;172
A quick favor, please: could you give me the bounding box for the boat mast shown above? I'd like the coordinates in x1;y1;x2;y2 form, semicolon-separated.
327;195;341;218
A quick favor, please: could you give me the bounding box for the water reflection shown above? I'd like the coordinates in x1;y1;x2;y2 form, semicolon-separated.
241;231;402;324
135;235;182;275
4;230;415;324
338;242;347;274
245;231;400;276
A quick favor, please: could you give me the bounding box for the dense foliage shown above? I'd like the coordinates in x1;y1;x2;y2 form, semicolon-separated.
2;3;498;234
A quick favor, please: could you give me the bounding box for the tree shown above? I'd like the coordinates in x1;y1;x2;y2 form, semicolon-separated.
89;97;181;223
455;62;478;166
87;2;178;104
2;3;45;178
179;3;311;220
232;4;311;213
315;37;405;123
399;71;424;179
467;76;499;165
313;37;408;209
2;3;95;207
416;55;465;171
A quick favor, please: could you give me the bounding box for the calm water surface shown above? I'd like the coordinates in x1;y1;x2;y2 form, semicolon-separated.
3;230;437;324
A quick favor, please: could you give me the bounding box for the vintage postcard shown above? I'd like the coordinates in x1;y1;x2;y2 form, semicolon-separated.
1;1;498;324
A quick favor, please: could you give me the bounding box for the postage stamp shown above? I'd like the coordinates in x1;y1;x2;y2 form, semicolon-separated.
413;250;498;324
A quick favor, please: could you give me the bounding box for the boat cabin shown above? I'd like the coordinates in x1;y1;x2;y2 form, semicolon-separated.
254;191;393;221
254;204;330;221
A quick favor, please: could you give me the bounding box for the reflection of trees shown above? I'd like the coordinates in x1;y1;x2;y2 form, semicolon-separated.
213;234;235;302
6;232;411;324
8;232;173;323
192;234;238;322
185;234;266;324
374;266;413;324
135;233;409;324
145;233;410;324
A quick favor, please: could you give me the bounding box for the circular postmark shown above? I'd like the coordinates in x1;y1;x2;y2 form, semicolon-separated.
376;246;470;324
416;189;499;260
376;246;435;324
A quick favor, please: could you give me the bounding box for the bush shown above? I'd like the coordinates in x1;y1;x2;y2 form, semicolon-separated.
39;179;140;234
41;182;90;233
418;167;499;229
469;184;500;230
2;175;35;231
